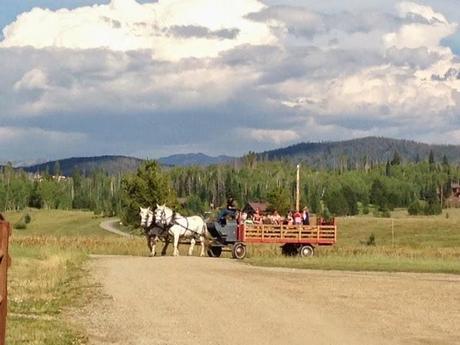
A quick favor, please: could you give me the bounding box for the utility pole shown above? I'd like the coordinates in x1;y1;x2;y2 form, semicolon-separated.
296;164;300;212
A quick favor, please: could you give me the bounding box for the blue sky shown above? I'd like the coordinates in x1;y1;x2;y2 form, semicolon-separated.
1;0;460;161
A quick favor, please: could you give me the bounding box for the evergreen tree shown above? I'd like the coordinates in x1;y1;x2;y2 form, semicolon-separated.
428;150;435;165
390;151;401;166
121;161;177;225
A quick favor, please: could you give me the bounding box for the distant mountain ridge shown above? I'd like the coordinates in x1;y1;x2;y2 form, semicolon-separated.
15;137;460;176
20;153;235;176
157;153;235;167
22;156;144;176
259;137;460;168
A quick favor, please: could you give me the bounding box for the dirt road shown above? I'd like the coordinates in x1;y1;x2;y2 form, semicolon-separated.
99;219;134;238
81;256;460;345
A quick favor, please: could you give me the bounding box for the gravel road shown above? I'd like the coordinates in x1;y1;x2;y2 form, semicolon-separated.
99;219;134;238
80;256;460;345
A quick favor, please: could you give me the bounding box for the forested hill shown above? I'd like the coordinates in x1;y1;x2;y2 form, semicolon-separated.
20;153;235;175
22;156;144;176
258;137;460;168
158;153;235;166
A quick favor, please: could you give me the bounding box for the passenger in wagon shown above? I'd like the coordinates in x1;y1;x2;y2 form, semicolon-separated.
273;210;282;225
302;207;310;225
253;207;262;224
293;210;302;225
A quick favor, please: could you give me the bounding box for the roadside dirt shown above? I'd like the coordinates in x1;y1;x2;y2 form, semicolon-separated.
79;256;460;345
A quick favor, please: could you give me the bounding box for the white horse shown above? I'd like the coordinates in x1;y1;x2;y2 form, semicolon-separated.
139;207;170;257
154;204;208;256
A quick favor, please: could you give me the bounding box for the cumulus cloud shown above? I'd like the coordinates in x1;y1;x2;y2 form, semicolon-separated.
0;0;275;60
238;128;300;145
1;0;460;160
0;127;87;159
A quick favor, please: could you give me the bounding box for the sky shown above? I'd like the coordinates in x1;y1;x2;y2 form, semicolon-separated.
1;0;460;161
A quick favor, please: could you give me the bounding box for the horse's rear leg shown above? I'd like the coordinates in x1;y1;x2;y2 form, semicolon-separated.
188;238;196;256
199;235;206;257
173;234;180;256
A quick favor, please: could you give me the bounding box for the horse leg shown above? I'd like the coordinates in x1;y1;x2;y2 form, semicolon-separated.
188;238;196;256
161;236;170;256
173;233;180;256
150;236;157;257
146;235;154;257
199;235;206;257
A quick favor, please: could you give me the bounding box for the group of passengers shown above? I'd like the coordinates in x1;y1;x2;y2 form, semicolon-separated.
223;197;310;226
238;207;310;226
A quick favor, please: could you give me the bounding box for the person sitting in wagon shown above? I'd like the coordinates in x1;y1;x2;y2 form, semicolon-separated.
293;210;302;225
302;207;310;225
272;210;282;225
252;207;262;224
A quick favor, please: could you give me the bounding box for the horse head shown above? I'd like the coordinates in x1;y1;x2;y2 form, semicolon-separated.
154;204;172;226
139;207;154;228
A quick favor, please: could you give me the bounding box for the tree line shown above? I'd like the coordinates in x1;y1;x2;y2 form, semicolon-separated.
1;152;459;225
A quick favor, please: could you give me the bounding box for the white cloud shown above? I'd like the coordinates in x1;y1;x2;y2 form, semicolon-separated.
1;0;275;61
239;128;300;145
1;0;460;159
0;127;87;159
14;68;49;91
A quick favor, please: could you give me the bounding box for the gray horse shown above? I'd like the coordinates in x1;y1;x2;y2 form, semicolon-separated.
139;207;170;256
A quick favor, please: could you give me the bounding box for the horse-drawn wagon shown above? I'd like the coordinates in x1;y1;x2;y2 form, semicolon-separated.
207;218;337;259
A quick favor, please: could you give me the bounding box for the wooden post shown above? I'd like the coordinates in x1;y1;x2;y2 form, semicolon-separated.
296;164;300;212
0;217;11;345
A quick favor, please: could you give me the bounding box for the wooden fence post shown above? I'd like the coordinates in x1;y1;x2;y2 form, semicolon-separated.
0;215;11;345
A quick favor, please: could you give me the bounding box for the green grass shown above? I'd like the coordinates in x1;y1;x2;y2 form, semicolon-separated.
5;209;146;345
7;209;111;237
7;244;88;345
246;208;460;273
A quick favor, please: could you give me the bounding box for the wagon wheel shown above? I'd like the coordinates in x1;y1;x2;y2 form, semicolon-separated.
232;242;247;260
207;246;223;258
299;245;314;258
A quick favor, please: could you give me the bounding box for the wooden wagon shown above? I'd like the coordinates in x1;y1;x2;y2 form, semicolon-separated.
207;218;337;259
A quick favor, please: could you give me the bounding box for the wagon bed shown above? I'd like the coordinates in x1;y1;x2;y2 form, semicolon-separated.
239;223;337;245
207;218;337;259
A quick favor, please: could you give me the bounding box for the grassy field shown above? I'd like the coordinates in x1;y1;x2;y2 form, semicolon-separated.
4;208;460;344
246;209;460;274
5;209;147;345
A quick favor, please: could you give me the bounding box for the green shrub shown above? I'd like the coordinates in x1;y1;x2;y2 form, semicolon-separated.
14;221;27;230
366;233;376;246
408;200;423;215
381;209;391;218
363;206;370;215
24;213;32;224
424;202;442;216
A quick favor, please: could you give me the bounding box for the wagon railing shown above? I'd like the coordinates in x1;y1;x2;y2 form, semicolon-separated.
242;223;337;244
0;215;11;344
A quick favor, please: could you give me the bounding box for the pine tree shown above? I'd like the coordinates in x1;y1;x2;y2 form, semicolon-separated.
121;161;177;225
390;151;401;166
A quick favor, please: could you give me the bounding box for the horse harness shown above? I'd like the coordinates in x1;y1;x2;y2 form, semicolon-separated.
159;208;202;239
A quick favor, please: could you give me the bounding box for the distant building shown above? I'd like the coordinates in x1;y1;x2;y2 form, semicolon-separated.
243;202;269;215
